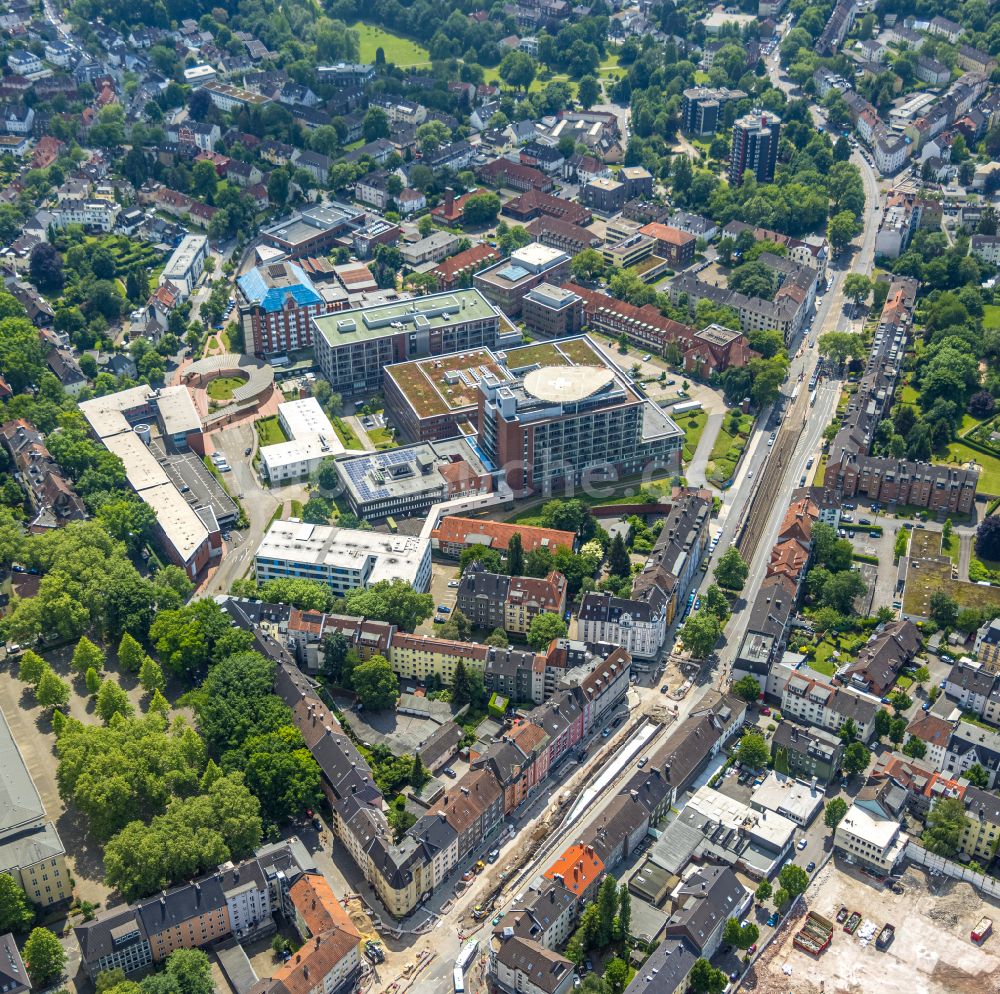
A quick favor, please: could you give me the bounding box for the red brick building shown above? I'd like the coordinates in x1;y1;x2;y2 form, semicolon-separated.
638;221;696;268
825;453;978;514
477;158;552;192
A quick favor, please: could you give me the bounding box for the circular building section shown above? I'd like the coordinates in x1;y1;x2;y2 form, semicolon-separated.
522;365;616;404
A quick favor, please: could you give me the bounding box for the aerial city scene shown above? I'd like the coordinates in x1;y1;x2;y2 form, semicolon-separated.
2;1;1000;994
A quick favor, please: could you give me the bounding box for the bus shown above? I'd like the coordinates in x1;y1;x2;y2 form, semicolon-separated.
453;967;465;994
809;389;817;407
386;516;398;533
457;940;479;974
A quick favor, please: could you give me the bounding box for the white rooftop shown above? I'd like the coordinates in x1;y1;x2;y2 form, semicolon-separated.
277;397;336;440
839;802;905;850
686;784;797;851
255;519;429;587
141;482;211;562
510;242;569;274
155;386;201;437
750;771;825;824
523;365;615;403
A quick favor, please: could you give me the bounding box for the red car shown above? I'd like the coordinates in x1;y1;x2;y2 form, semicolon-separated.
760;706;772;716
747;944;757;956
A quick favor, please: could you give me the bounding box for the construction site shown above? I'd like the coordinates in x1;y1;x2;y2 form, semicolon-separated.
749;860;1000;994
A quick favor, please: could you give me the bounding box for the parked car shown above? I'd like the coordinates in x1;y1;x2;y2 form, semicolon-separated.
462;870;475;882
797;838;808;850
767;912;781;927
806;861;816;872
244;446;252;456
642;354;652;362
437;604;451;613
447;580;460;588
761;706;772;716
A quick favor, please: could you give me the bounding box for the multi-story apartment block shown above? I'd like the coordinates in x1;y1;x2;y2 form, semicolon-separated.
312;288;503;393
729;112;780;185
431;517;575;559
457;566;511;631
521;284;585;339
771;721;844;784
237;261;341;357
160;234;208;298
578;589;668;661
823;454;978;515
76;840;311;978
50;197;119;232
504;572;568;636
833;801;907;874
681;86;747;135
780;675;881;742
580;177;626;214
976;619;1000;670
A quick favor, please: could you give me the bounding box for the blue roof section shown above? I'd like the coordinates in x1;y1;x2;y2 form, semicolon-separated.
237;263;322;313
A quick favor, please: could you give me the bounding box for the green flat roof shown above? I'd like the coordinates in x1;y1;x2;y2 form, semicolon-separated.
313;289;499;347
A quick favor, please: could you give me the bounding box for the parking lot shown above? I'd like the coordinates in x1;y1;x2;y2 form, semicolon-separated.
414;560;463;636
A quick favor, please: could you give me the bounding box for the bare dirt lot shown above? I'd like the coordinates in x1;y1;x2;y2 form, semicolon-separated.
750;860;1000;994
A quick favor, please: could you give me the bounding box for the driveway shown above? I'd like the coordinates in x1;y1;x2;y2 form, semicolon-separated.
687;410;724;487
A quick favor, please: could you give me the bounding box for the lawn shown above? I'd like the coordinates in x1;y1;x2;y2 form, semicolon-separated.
705;412;753;486
369;426;397;450
983;305;1000;330
206;375;245;401
256;416;288;447
349;22;430;67
680;409;708;464
333;417;364;450
943;441;1000;495
942;530;960;564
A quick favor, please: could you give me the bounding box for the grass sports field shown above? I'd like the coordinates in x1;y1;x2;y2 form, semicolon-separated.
350;22;430;67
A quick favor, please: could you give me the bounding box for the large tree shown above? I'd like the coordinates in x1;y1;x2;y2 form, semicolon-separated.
842;740;870;777
736;731;770;770
72;635;105;676
976;515;1000;561
732;675;761;705
923;796;969;858
527;612;568;650
352;655;398;711
22;928;66;987
679;611;722;658
689;958;727;994
103;773;262;901
714;547;748;591
778;863;809;902
95;679;135;723
607;533;631;578
344;580;434;631
824;797;848;830
0;873;34;933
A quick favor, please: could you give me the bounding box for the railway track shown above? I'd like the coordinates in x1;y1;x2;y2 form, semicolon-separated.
736;387;810;567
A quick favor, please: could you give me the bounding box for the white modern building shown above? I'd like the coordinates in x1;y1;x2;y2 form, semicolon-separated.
833;801;908;873
254;519;432;593
259;397;346;482
161;234;208;298
183;64;218;86
50;198;120;232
